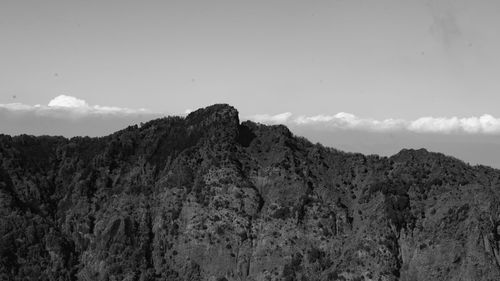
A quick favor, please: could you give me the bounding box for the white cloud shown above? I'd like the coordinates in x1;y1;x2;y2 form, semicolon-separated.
294;113;407;132
0;95;164;137
48;95;89;108
248;112;292;124
409;115;500;134
248;111;500;135
0;95;151;116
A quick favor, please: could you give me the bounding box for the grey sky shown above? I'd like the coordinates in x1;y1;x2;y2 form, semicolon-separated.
2;0;500;167
2;0;500;118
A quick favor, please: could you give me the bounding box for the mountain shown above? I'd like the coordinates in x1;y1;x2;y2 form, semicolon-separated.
1;104;500;281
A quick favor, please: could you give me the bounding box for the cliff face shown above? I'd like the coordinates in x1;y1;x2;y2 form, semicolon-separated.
2;104;500;281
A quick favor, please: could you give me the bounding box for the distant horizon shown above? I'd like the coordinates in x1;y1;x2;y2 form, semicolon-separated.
2;0;500;167
2;100;500;169
2;0;500;119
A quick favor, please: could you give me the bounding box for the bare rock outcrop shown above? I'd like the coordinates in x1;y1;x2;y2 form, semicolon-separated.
2;104;500;281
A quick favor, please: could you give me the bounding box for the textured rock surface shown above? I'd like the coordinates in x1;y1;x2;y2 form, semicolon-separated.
2;104;500;281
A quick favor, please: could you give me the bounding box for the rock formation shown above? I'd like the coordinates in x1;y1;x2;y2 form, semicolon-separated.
1;104;500;281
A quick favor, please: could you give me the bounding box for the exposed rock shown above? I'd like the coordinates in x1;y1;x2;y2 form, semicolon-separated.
1;104;500;280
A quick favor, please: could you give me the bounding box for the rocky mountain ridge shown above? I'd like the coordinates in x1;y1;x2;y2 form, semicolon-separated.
1;104;500;281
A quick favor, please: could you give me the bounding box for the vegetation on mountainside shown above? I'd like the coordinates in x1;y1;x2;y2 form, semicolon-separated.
2;104;500;281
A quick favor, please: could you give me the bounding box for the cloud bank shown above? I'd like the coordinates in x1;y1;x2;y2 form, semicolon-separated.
1;95;152;117
248;112;500;135
0;95;162;137
249;112;293;124
3;96;500;136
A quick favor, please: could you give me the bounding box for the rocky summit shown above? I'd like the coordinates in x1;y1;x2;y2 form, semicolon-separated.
2;104;500;281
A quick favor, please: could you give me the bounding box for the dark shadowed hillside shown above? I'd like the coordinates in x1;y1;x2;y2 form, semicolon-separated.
2;104;500;281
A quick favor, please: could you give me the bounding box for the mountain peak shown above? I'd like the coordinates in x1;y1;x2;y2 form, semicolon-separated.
184;104;240;141
186;104;239;125
3;104;500;281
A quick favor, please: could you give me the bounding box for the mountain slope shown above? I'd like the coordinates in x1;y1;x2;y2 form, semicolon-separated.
1;104;500;281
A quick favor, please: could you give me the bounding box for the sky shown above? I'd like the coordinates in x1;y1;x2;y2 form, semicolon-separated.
1;0;500;167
